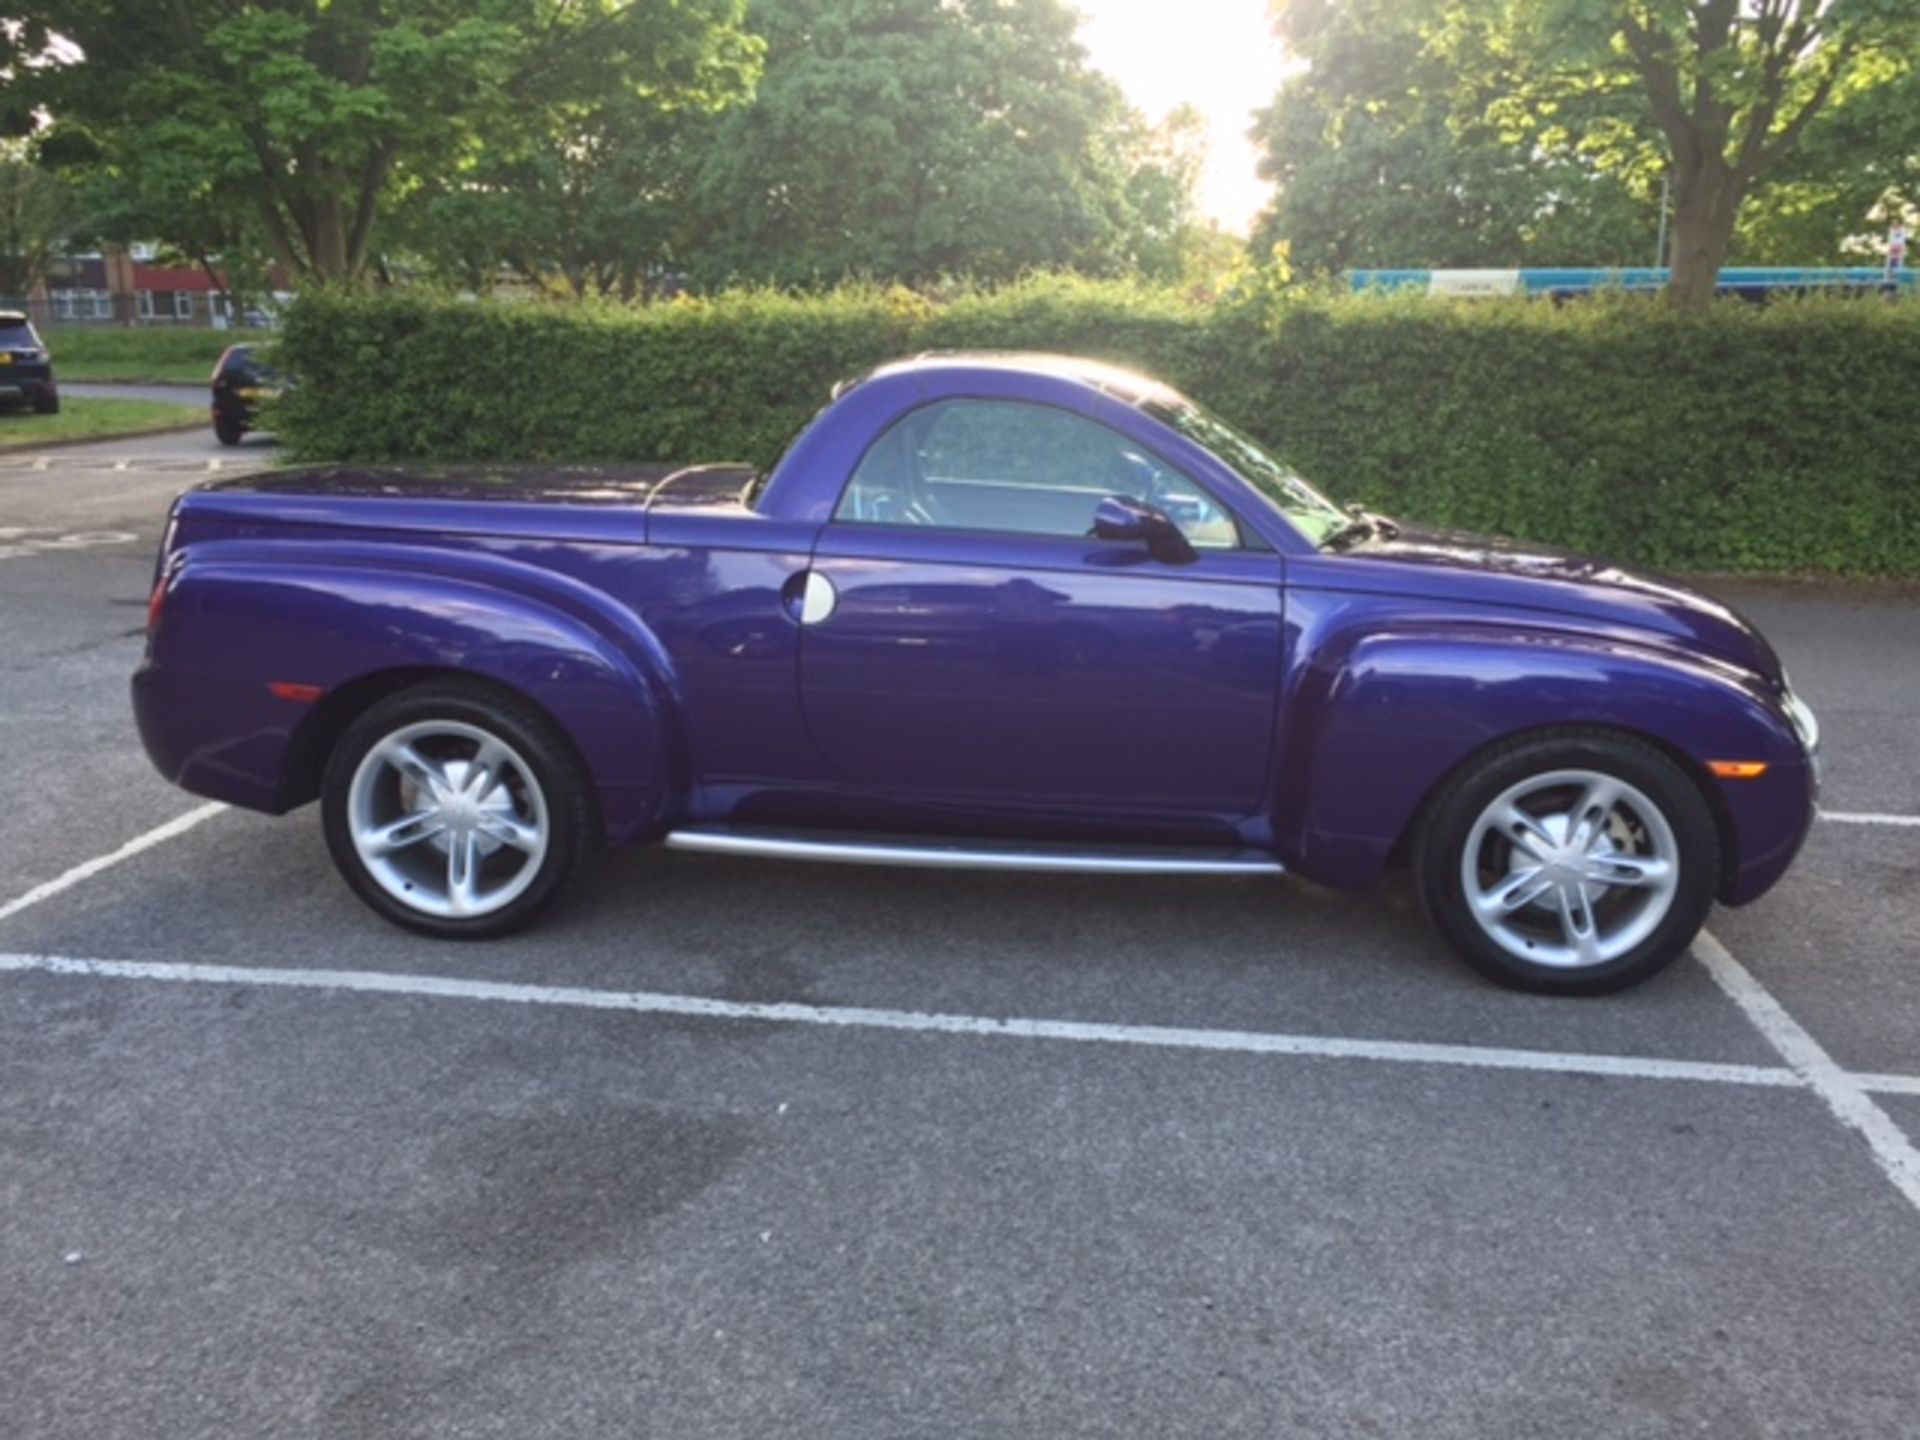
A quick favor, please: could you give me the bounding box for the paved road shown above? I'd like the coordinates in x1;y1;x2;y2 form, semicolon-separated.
1;440;1916;1438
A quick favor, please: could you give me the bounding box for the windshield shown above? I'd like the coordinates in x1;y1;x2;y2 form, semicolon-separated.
0;321;39;348
1144;397;1348;545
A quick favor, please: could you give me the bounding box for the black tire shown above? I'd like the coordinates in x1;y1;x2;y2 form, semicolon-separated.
1414;729;1719;996
321;681;597;938
213;415;245;446
33;390;59;416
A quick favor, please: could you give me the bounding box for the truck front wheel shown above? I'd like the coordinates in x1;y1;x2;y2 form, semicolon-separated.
321;682;596;938
1414;730;1719;995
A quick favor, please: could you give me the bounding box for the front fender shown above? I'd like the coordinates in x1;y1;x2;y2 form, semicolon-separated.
1275;611;1813;902
136;541;680;843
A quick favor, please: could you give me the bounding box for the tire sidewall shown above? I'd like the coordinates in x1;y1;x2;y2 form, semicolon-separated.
321;686;588;939
1417;733;1720;995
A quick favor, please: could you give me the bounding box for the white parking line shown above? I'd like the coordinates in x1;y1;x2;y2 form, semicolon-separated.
0;949;1812;1091
1822;810;1920;828
1694;932;1920;1213
0;802;225;927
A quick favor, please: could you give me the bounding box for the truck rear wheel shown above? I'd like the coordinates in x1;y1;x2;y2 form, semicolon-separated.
1414;730;1719;995
321;682;595;938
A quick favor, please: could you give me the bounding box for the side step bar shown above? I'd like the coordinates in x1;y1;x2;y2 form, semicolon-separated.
663;828;1285;876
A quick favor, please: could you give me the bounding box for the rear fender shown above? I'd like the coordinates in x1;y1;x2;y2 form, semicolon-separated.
144;540;681;843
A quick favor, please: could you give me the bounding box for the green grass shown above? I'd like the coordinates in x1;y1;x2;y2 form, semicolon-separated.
0;397;202;450
41;327;253;384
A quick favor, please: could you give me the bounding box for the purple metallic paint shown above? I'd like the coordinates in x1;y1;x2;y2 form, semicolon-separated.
132;354;1817;906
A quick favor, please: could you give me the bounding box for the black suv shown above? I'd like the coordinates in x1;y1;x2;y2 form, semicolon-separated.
210;343;285;446
0;311;59;414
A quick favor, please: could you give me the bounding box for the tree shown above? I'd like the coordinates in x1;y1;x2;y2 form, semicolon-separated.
398;2;760;298
1253;0;1658;275
1729;48;1920;263
1519;0;1920;306
1123;104;1212;284
3;1;756;285
0;149;77;299
673;0;1186;288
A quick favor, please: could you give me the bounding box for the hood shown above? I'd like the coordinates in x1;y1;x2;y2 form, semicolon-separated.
1339;523;1784;685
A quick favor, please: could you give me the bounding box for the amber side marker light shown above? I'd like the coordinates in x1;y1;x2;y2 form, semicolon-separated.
1708;761;1769;780
267;682;325;704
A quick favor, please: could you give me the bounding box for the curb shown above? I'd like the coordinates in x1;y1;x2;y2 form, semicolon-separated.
0;417;207;456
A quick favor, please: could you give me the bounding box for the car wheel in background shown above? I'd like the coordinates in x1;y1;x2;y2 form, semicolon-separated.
321;681;597;938
1414;729;1719;995
213;415;245;446
34;389;59;415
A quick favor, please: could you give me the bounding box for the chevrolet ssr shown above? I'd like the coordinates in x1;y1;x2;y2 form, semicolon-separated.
134;353;1819;993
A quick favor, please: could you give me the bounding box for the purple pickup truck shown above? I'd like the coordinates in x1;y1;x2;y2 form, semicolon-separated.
134;353;1818;994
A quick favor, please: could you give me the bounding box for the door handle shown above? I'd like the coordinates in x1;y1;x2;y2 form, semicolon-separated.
782;569;838;625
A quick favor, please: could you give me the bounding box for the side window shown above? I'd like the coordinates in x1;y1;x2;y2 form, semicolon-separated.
835;398;1240;549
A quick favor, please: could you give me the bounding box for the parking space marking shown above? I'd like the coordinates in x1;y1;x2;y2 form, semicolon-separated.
1694;932;1920;1213
5;805;1918;1214
0;454;250;473
0;802;225;927
1821;810;1920;828
1854;1071;1920;1098
0;949;1819;1091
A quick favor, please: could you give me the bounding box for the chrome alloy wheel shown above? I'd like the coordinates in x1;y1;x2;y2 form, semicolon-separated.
1460;768;1681;970
345;720;549;919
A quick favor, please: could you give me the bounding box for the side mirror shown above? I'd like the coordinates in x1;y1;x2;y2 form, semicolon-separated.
1093;494;1196;565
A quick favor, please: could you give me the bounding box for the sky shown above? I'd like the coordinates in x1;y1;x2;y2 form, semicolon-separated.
1073;0;1293;235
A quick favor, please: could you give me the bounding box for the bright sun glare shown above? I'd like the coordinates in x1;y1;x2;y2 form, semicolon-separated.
1072;0;1291;235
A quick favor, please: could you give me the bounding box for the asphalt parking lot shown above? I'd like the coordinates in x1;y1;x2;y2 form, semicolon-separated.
2;434;1917;1438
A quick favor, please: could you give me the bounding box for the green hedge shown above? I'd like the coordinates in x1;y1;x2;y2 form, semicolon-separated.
276;279;1920;576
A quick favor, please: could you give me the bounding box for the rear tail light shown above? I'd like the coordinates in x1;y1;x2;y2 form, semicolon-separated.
146;573;169;635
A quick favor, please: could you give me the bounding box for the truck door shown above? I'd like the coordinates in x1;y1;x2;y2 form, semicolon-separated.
795;396;1284;831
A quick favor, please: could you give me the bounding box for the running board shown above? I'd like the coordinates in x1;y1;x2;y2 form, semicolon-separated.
663;828;1285;876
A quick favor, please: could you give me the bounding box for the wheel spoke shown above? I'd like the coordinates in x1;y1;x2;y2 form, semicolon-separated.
1569;777;1625;850
385;741;445;795
1491;803;1557;862
1555;885;1603;965
446;832;482;913
359;809;445;857
1474;866;1553;917
465;738;512;800
476;812;542;854
1584;852;1673;890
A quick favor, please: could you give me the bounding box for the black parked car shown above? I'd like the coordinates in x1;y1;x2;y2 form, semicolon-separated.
0;311;59;414
210;343;285;445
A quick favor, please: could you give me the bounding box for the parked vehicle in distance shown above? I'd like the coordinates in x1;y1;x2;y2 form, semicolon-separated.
0;310;59;414
210;343;284;445
133;354;1820;994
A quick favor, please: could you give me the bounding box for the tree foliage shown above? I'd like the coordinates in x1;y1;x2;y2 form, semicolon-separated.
397;0;761;298
670;0;1201;289
1253;0;1658;274
3;0;758;284
0;148;78;297
1255;0;1920;301
1518;0;1920;305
